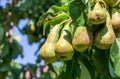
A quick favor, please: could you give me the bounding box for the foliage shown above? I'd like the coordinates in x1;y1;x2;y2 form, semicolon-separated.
1;0;120;79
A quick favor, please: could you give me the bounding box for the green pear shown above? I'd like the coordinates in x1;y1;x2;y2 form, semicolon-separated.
88;2;106;25
40;22;64;64
112;12;120;29
94;11;116;49
72;26;93;53
55;20;74;60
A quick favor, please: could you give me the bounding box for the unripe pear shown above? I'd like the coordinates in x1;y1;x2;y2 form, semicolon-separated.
72;26;93;53
88;2;106;25
40;22;64;64
55;20;74;60
112;12;120;29
94;11;116;49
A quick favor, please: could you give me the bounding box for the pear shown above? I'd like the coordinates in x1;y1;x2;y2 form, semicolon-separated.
103;0;120;7
55;20;74;60
72;26;93;53
40;22;64;64
88;2;106;25
112;12;120;29
94;11;116;49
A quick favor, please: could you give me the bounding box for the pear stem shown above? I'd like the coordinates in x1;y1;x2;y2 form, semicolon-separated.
99;0;107;10
95;0;99;3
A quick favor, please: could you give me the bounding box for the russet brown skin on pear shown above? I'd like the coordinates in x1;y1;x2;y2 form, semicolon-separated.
94;12;116;49
88;2;106;25
72;26;93;53
112;12;120;29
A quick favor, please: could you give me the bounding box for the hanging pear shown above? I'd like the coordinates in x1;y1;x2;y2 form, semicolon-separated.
55;20;74;60
111;12;120;29
72;26;93;53
88;1;106;25
40;22;64;64
94;11;116;49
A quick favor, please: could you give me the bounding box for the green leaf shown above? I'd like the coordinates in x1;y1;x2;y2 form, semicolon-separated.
0;71;7;79
91;47;109;74
0;27;4;41
82;0;88;4
0;43;9;58
78;61;91;79
76;12;85;26
69;1;86;26
47;5;65;13
110;38;120;76
58;0;70;5
16;0;33;11
37;12;56;27
109;61;117;77
10;41;22;59
0;64;10;72
58;60;74;79
58;59;81;79
37;5;69;27
43;14;69;35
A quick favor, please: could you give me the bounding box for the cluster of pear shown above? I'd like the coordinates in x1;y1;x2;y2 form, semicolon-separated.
88;0;120;49
39;0;120;64
39;20;74;64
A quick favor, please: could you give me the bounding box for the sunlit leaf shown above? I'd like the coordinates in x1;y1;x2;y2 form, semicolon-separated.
0;27;4;41
70;0;86;25
58;59;81;79
110;38;120;76
82;0;88;4
0;43;9;58
43;14;69;35
109;61;117;77
78;61;91;79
